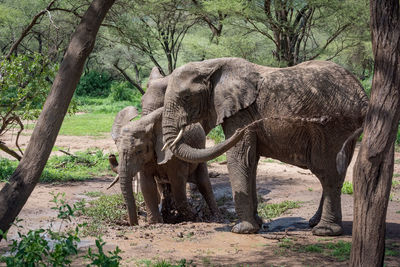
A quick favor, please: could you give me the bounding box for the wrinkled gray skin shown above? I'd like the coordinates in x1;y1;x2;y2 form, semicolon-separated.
162;57;369;235
113;106;219;225
141;67;169;116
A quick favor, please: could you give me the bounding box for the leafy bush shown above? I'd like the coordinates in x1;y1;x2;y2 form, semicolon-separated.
110;81;134;101
1;193;122;266
207;125;225;144
76;71;112;97
85;237;122;267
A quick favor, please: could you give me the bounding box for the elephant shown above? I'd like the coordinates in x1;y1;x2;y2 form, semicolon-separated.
161;57;369;236
141;67;169;116
112;106;220;225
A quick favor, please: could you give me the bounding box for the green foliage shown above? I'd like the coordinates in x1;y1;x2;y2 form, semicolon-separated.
207;125;225;144
0;53;55;118
257;200;300;219
207;153;227;163
83;193;144;236
0;150;112;183
85;237;122;267
325;241;352;261
341;181;353;195
76;71;112;97
60;113;116;136
1;193;84;266
138;259;194;267
110;81;135;101
75;95;142;114
1;193;122;266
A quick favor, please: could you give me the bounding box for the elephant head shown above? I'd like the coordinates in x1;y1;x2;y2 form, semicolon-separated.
112;106;172;225
162;58;260;163
141;67;170;116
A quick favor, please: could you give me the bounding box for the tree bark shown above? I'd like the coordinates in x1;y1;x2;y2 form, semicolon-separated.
0;0;115;235
350;1;400;266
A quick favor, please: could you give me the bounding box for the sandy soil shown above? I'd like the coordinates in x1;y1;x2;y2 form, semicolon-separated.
0;132;399;266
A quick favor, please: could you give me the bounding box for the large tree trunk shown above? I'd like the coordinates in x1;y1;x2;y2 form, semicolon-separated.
0;0;115;235
350;1;400;266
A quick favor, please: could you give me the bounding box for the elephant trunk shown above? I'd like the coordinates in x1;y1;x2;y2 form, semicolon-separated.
163;107;246;163
119;153;138;226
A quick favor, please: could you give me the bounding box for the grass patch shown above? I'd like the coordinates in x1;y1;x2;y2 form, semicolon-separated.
208;153;227;163
85;191;105;198
75;96;141;114
392;180;400;187
326;240;352;261
137;258;194;267
207;125;225;144
341;181;353;195
59;113;115;136
0;150;112;183
257;200;300;219
83;193;144;236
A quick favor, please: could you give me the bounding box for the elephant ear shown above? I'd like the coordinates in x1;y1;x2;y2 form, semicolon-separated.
152;109;173;165
211;60;261;125
111;106;139;142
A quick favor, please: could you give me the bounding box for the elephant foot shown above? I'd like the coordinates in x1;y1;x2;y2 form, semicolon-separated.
255;214;264;227
309;212;322;228
312;221;343;236
147;216;163;224
231;221;260;234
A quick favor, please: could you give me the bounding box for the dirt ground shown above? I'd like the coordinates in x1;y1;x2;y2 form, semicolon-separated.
1;131;400;266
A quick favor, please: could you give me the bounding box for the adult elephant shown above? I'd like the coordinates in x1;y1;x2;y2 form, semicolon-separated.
161;57;368;236
141;67;169;116
113;106;219;225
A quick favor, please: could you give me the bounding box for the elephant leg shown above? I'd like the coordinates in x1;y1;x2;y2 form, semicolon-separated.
309;191;324;227
227;134;260;234
194;163;220;217
167;165;196;221
312;172;344;236
140;171;163;224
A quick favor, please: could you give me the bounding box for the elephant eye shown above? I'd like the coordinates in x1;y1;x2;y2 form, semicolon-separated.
136;150;142;155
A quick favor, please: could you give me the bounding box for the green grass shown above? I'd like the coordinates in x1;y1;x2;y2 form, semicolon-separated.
257;200;300;219
59;113;115;136
0;150;112;183
136;259;194;267
341;181;353;195
75;96;141;114
207;125;225;144
85;191;105;198
208;153;227;163
83;193;144;236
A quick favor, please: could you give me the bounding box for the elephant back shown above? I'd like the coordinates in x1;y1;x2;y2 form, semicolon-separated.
111;106;139;142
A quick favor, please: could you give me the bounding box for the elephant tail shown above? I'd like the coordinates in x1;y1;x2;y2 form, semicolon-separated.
336;127;363;175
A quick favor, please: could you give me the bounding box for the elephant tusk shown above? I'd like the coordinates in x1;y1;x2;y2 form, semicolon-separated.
161;141;171;152
170;127;185;147
106;174;119;190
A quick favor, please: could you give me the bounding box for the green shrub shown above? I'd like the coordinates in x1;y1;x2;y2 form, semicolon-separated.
76;71;112;97
207;125;225;144
110;81;134;101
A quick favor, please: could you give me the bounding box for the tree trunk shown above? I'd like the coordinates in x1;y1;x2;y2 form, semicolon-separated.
0;0;115;235
350;1;400;266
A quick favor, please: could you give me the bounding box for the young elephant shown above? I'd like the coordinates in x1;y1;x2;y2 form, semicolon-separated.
112;106;219;225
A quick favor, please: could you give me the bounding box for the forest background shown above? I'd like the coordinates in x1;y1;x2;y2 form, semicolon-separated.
0;0;376;158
